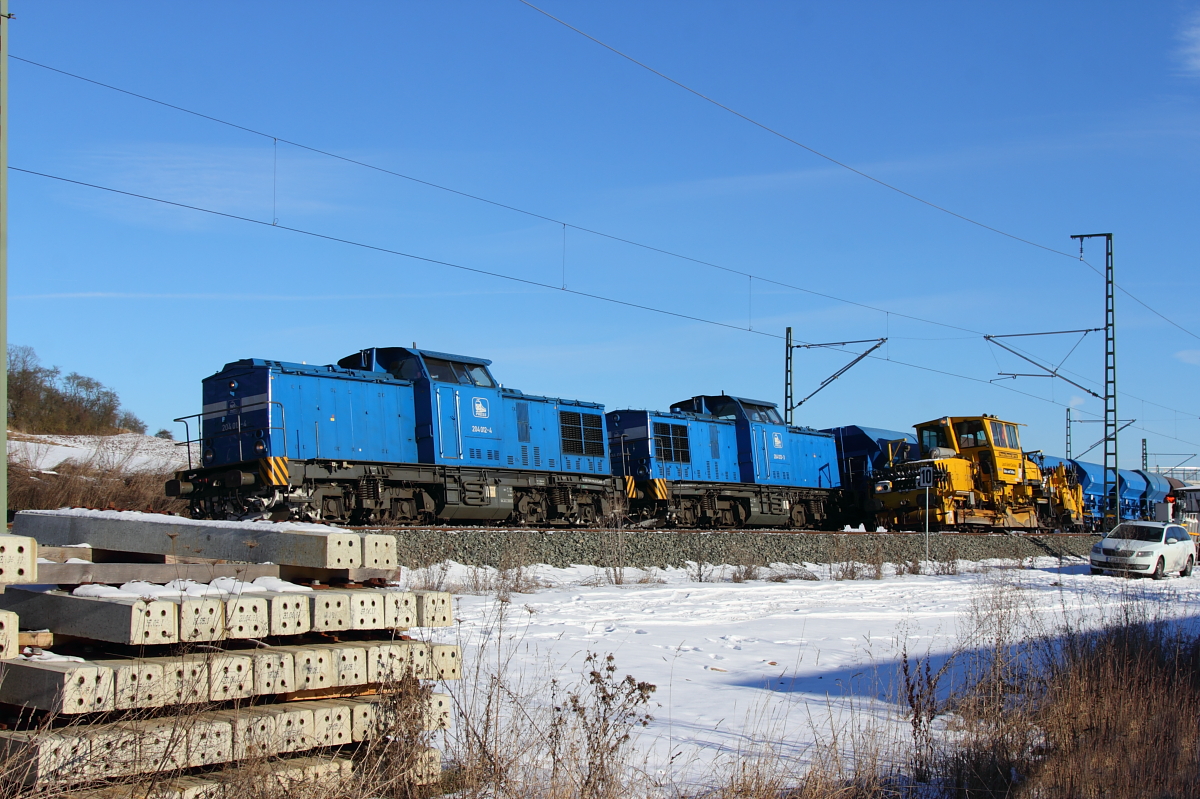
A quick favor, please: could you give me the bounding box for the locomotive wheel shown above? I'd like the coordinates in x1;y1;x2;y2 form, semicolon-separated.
574;499;599;527
676;500;698;527
516;492;549;525
789;502;808;529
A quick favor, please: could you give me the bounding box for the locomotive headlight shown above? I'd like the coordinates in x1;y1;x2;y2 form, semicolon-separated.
203;449;214;463
874;480;892;494
254;440;267;454
228;380;238;390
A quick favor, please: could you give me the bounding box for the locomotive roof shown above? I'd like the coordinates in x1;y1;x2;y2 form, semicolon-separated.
689;394;779;408
358;347;493;367
400;347;492;366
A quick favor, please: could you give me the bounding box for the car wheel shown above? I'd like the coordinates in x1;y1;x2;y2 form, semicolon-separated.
1183;556;1194;578
1152;557;1166;580
1090;567;1103;575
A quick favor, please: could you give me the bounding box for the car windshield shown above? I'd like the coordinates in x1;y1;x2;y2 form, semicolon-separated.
1107;524;1164;543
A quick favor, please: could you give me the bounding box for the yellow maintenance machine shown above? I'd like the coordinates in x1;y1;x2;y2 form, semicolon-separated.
872;414;1084;532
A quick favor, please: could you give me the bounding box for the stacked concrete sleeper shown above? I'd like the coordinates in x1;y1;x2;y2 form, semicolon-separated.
0;519;455;791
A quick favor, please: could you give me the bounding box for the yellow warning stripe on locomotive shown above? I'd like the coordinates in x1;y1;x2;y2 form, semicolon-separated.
624;476;637;498
650;478;669;500
258;456;290;486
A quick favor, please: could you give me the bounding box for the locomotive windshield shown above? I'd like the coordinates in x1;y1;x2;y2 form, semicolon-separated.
954;420;987;449
423;357;496;388
989;421;1021;450
705;397;783;423
376;349;422;381
742;402;783;424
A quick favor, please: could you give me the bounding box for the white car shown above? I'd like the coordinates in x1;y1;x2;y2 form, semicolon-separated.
1090;522;1196;579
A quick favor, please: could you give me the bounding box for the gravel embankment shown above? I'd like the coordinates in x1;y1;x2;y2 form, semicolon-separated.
389;528;1096;569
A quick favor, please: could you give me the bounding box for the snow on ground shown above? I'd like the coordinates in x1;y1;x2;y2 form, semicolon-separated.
8;431;193;473
412;558;1200;784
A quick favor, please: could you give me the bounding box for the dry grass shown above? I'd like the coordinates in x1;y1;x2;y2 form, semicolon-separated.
453;562;550;599
442;536;549;600
598;531;629;587
940;588;1200;798
7;444;187;517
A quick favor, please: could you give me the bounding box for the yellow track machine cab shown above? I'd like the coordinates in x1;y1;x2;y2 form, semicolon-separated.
873;415;1084;532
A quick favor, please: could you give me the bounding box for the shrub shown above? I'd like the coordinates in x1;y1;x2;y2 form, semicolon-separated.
8;345;146;435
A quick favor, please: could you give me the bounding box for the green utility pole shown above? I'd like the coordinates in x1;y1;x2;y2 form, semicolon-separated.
1;0;9;525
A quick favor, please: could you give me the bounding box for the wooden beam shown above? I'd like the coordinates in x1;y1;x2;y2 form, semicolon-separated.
17;631;51;648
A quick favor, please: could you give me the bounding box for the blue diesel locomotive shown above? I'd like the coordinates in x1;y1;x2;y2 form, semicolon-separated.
169;346;615;525
607;395;839;527
169;346;839;528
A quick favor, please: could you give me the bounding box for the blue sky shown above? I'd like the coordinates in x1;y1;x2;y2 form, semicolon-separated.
10;2;1200;468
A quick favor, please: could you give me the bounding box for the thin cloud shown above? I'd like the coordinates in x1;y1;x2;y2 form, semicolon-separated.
1179;11;1200;76
1175;349;1200;365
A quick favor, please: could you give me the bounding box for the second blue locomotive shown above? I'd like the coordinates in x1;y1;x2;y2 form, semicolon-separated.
607;395;838;527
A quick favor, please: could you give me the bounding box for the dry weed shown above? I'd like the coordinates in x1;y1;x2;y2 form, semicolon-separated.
8;451;186;516
598;531;629;586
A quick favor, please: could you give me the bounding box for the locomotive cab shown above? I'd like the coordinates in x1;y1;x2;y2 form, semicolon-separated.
670;395;825;486
915;416;1029;488
340;346;504;464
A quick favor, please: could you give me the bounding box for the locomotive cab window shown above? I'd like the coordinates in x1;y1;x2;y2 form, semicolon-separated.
742;403;783;424
989;422;1021;450
464;364;495;388
383;356;422;381
919;426;948;454
954;420;987;449
706;397;741;420
424;357;496;387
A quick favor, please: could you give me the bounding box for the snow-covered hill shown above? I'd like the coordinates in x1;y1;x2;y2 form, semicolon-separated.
7;431;192;474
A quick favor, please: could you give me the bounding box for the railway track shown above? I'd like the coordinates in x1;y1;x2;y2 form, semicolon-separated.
348;524;1097;537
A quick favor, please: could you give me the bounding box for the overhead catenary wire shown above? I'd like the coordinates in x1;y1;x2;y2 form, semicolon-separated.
516;0;1078;260
10;54;981;337
514;2;1200;344
989;336;1199;422
13;165;1200;451
18;54;1199;347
